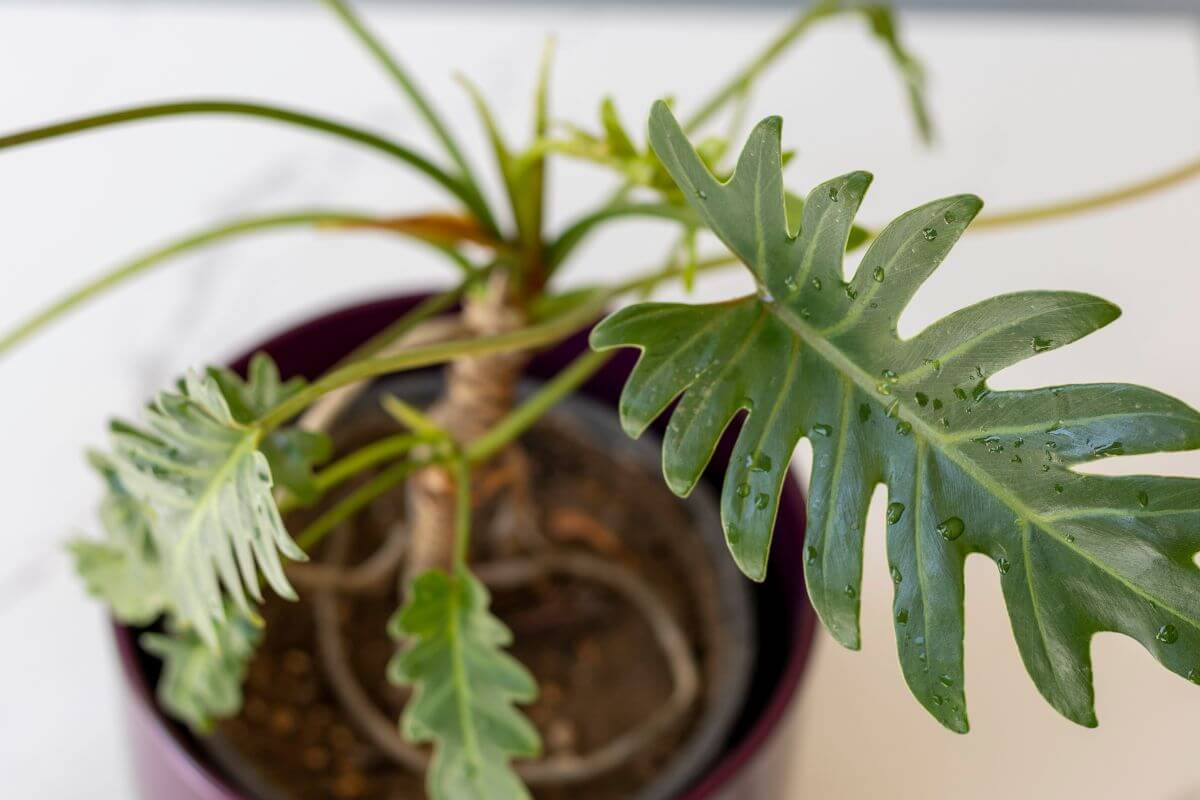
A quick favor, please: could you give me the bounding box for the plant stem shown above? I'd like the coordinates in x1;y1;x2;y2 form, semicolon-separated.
466;348;613;464
301;433;430;507
320;0;499;238
546;202;699;270
262;250;745;433
682;2;832;133
972;154;1200;230
295;457;428;550
337;285;469;366
280;251;740;554
451;456;472;568
290;349;612;554
257;297;608;433
278;432;423;515
0;100;489;223
0;210;395;357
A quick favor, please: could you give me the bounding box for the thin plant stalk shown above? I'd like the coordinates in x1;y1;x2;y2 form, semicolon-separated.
0;100;489;222
972;154;1200;231
321;0;499;237
0;210;398;356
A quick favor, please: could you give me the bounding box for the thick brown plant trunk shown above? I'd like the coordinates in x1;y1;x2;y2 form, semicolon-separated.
402;276;530;583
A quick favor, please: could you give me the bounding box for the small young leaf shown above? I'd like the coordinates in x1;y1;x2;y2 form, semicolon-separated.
600;97;638;158
209;353;332;505
68;453;165;624
592;102;1200;732
141;609;261;732
389;568;540;800
108;370;306;646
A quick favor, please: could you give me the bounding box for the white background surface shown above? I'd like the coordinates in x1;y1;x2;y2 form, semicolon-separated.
1;3;1198;798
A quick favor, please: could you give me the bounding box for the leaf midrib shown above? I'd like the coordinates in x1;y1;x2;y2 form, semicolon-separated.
448;576;487;792
172;431;259;570
767;299;1200;629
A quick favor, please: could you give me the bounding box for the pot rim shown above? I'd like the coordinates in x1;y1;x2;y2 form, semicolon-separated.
111;293;817;799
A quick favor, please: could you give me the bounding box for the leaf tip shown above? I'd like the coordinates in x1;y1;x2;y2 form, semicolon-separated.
731;546;768;584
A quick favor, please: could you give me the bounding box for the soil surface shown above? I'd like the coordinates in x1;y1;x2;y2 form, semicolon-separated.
212;396;735;799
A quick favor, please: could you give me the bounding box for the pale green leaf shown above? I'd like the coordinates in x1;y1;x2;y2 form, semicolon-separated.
141;609;261;732
389;568;540;800
591;102;1200;732
107;370;306;646
69;452;166;624
209;353;332;505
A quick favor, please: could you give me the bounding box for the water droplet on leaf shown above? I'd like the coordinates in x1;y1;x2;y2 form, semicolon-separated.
1157;624;1179;645
887;502;906;524
873;266;886;283
1032;336;1054;353
922;227;938;241
938;516;965;541
811;423;832;437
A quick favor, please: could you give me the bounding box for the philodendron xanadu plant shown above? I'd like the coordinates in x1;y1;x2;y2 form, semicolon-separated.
4;1;1200;798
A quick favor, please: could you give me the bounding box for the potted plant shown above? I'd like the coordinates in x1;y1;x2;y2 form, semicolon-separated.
4;1;1200;798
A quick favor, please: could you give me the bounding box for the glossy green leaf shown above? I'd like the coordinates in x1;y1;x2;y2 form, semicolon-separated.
69;452;166;624
141;609;261;732
389;568;540;800
210;353;332;505
591;102;1200;731
106;370;306;646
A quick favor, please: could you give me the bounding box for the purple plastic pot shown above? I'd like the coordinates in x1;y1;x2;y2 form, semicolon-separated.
113;294;817;799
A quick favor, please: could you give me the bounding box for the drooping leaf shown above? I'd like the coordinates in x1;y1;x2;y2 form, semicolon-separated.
68;452;166;624
858;3;933;143
209;353;332;505
107;370;306;646
389;568;540;800
591;102;1200;732
141;609;261;732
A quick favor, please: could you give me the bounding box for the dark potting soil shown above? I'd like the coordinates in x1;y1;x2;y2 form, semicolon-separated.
214;409;731;800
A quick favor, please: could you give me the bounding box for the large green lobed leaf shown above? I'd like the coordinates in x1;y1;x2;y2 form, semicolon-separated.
591;101;1200;731
389;568;540;800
